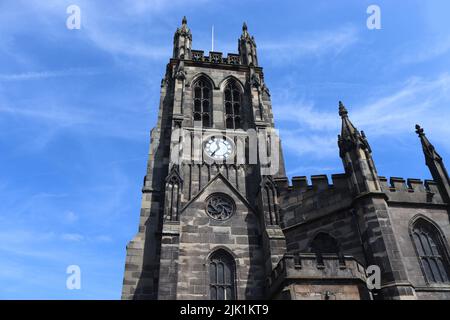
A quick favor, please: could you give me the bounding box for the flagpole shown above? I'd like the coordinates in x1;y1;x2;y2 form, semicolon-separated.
212;25;214;52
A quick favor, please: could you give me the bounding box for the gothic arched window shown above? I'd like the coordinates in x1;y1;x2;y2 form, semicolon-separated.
193;78;212;128
224;81;241;129
263;180;278;226
411;219;450;284
209;249;236;300
165;171;181;222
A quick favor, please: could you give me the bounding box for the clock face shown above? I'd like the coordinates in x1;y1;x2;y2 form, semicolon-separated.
204;136;233;160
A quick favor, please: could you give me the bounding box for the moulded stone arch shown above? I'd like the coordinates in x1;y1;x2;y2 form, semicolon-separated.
188;72;217;89
206;247;238;300
219;75;245;93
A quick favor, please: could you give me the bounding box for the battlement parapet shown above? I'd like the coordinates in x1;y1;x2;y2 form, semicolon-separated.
191;50;241;65
379;176;440;194
274;174;349;194
267;253;367;298
276;174;443;198
379;176;445;204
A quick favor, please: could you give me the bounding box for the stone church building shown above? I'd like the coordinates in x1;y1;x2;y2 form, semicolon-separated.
121;18;450;300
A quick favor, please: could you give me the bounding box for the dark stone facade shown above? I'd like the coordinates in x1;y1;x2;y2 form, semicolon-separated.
122;18;450;300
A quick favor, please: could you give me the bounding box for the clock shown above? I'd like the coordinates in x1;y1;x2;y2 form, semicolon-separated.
204;136;233;160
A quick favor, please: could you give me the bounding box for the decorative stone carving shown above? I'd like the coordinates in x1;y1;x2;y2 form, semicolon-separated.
175;61;186;80
205;194;235;220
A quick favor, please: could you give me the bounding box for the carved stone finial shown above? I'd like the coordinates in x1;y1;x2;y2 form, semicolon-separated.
182;16;187;25
338;101;348;118
415;124;425;137
243;22;247;31
416;124;441;161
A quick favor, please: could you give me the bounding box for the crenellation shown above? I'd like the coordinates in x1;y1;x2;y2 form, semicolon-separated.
331;174;348;190
407;178;426;192
273;177;289;192
291;176;308;191
267;253;369;300
280;174;351;196
191;49;242;65
379;176;442;195
390;177;408;191
424;180;441;195
379;176;389;190
311;175;330;191
376;176;447;205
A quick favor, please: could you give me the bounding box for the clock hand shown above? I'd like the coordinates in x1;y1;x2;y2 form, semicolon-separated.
211;140;221;156
208;140;218;156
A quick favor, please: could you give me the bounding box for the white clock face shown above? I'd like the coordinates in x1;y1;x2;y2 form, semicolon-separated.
204;136;233;160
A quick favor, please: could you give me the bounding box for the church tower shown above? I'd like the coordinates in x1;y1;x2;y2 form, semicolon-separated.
122;18;287;300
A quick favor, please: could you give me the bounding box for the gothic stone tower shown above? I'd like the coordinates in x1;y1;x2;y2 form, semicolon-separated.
122;18;287;300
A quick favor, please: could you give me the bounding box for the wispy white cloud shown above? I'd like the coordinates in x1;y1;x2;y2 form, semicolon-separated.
13;0;196;61
94;235;113;243
0;68;102;81
63;211;79;224
275;73;450;159
281;130;338;159
85;27;171;60
399;35;450;65
61;233;84;242
353;74;450;140
0;103;90;126
276;100;338;131
0;230;56;246
0;96;148;152
0;226;122;298
61;233;113;243
259;26;359;62
121;0;209;14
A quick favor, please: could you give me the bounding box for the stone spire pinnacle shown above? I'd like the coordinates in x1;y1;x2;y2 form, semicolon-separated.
338;101;372;158
337;101;379;195
339;101;358;139
173;16;192;59
415;124;450;203
339;101;348;118
416;124;442;161
239;22;258;66
178;15;190;33
241;22;250;39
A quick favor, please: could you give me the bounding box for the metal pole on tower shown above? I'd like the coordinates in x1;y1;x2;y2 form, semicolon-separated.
212;25;214;52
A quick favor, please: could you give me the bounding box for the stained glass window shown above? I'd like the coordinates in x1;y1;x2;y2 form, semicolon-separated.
193;79;212;128
412;219;450;284
224;82;241;129
209;250;235;300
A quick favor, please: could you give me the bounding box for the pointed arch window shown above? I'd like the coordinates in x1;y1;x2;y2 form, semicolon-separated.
209;250;236;300
263;180;278;226
193;78;212;128
224;81;241;129
411;219;450;284
165;172;181;221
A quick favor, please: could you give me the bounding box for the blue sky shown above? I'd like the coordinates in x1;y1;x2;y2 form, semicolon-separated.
1;0;450;299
